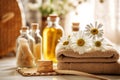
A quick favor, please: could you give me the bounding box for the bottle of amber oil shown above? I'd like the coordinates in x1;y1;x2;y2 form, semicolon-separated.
42;14;63;63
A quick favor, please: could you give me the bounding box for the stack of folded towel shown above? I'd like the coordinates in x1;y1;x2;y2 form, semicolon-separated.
56;22;120;74
56;49;120;74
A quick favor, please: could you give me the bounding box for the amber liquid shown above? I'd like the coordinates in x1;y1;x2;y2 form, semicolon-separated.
43;27;63;63
34;43;41;62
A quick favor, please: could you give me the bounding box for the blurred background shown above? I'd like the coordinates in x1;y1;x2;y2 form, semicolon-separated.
21;0;120;45
0;0;120;57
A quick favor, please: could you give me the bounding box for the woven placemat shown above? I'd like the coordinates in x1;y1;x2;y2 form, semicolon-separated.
16;67;109;80
16;67;58;76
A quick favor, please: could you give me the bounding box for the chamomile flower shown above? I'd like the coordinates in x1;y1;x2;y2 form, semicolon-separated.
56;35;72;52
71;31;91;54
92;38;109;51
85;22;104;39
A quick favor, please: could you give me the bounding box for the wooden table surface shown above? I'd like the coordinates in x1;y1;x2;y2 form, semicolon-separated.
0;57;120;80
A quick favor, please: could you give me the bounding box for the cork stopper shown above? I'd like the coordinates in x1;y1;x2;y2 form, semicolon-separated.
21;26;29;31
31;23;39;30
72;22;80;31
37;60;53;73
47;14;59;22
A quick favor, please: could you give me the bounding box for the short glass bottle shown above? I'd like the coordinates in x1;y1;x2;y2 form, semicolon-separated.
42;14;63;63
30;23;42;63
71;22;80;36
16;26;35;68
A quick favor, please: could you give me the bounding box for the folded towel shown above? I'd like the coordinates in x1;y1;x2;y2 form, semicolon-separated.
57;62;120;74
57;49;119;63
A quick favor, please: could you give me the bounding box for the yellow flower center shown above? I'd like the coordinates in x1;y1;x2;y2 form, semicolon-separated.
68;35;71;38
77;39;85;46
63;41;69;45
95;41;101;47
91;28;98;35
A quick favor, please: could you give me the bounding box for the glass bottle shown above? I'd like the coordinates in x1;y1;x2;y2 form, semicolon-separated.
42;14;63;63
16;26;35;68
30;23;42;63
17;27;35;53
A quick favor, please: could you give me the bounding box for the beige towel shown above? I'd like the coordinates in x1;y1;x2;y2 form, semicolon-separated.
57;49;119;63
57;62;120;74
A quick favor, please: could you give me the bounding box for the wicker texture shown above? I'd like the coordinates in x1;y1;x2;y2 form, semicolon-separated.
0;0;22;57
17;68;57;76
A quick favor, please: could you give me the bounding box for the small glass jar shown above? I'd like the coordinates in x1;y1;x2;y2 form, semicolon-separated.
30;23;42;63
16;26;35;68
71;22;80;36
42;14;63;63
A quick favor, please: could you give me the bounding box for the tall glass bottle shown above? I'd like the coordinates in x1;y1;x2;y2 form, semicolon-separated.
30;23;42;63
42;14;63;63
16;26;35;67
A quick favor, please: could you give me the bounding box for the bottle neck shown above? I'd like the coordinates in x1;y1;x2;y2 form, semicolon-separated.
48;21;59;27
19;30;35;43
30;29;40;35
47;16;59;27
20;30;29;36
31;29;40;32
30;29;41;38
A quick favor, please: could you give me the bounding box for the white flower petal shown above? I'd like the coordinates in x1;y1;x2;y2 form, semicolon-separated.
56;36;72;50
91;37;111;51
71;31;92;55
90;23;94;28
95;22;97;28
98;24;103;29
86;25;91;29
85;22;104;39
